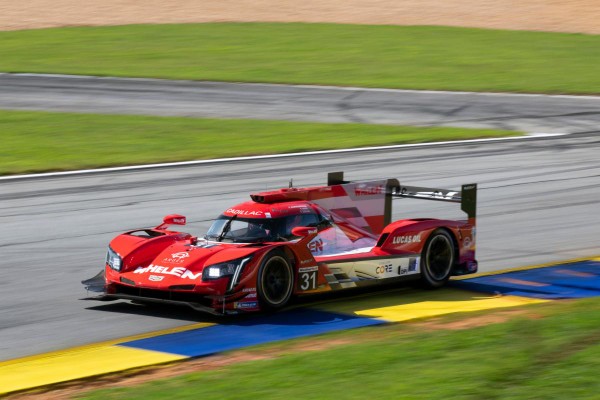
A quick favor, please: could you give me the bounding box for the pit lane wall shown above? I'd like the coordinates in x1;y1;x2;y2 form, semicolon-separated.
1;258;599;395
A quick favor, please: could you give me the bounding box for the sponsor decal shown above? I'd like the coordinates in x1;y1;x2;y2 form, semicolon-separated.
242;288;258;299
149;275;164;282
134;265;202;280
376;264;394;274
298;266;318;273
392;234;422;245
354;184;385;197
172;217;185;224
300;259;313;265
408;258;418;272
398;267;408;275
163;252;190;263
463;237;472;248
400;187;459;200
235;301;258;309
308;238;324;254
265;212;272;218
226;208;263;216
172;252;189;260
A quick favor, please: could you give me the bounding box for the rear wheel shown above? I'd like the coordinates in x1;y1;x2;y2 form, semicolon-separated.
257;250;294;310
420;229;455;289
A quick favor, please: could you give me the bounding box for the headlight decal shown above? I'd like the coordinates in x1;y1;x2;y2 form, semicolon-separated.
229;257;251;291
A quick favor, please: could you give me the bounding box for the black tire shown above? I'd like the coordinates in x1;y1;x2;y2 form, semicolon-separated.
420;229;455;289
257;250;294;310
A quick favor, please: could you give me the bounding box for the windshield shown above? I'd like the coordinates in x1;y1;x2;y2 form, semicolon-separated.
205;213;320;243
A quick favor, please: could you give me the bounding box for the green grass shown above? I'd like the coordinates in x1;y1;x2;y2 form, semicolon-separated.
1;23;599;94
79;297;600;400
0;110;518;175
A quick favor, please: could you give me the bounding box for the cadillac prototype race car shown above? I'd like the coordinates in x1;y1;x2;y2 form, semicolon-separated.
83;172;477;315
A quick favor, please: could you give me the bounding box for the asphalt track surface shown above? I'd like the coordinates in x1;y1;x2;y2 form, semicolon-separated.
2;73;600;133
1;73;600;362
2;133;600;361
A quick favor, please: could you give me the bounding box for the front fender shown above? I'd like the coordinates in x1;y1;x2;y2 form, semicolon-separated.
109;229;192;273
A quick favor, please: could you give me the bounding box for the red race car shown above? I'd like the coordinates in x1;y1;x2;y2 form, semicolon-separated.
83;172;477;315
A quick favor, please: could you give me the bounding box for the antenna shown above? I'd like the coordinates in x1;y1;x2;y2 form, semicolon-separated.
289;178;293;188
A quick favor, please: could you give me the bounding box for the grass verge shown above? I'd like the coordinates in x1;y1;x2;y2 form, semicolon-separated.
0;110;518;175
78;297;600;400
1;23;599;94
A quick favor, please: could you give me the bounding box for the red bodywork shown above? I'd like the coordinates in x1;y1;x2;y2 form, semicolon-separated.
85;172;477;315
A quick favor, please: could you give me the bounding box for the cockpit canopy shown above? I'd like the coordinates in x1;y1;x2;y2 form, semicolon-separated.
204;199;377;249
205;212;323;243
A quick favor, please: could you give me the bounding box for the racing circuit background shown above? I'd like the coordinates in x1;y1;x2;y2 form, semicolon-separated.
1;1;600;397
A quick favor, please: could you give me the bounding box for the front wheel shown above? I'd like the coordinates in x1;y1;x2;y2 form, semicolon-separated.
257;250;294;310
420;229;455;289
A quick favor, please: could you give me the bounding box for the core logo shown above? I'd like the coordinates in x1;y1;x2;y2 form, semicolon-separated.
393;235;422;245
376;264;394;274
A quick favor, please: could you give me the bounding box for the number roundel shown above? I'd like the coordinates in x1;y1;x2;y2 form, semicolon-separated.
299;270;317;291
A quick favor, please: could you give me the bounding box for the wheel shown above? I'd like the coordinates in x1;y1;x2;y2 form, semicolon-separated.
257;250;294;310
420;229;455;289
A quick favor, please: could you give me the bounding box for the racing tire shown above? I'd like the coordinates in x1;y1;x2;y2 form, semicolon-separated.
420;229;455;289
257;250;294;310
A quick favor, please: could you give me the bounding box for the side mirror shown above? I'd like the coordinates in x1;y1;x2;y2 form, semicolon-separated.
291;226;317;237
155;214;186;230
163;214;186;225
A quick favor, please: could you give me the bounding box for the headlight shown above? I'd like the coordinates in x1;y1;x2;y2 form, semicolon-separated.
204;263;236;279
202;257;251;287
106;246;122;271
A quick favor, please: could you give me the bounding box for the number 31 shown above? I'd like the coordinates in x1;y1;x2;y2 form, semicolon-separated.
299;271;317;291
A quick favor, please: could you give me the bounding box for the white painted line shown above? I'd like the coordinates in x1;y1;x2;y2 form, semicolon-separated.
3;73;600;101
0;133;566;181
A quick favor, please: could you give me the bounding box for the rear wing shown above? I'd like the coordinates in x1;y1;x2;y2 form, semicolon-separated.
327;172;476;230
390;183;477;220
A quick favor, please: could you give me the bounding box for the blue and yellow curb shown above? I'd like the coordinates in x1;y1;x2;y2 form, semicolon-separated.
0;323;214;394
